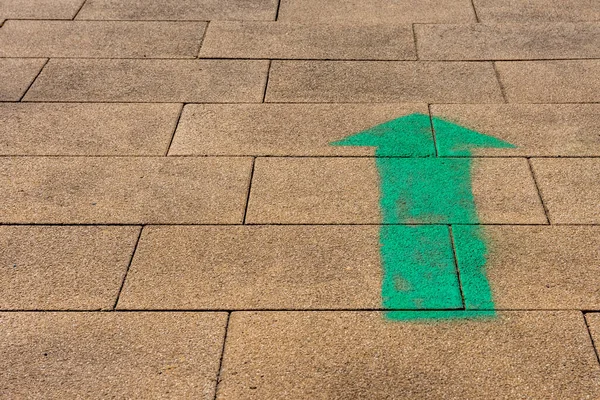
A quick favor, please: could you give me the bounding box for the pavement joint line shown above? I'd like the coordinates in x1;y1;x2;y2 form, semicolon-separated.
18;58;48;102
242;157;256;224
195;21;210;59
0;222;598;227
111;226;143;310
470;0;481;23
583;313;600;368
7;100;600;105
411;23;420;60
448;225;467;309
274;0;282;21
262;60;272;103
164;103;185;156
213;312;231;400
5;57;600;62
3;155;600;159
0;309;590;313
492;61;509;103
527;157;552;224
72;0;88;20
427;104;439;156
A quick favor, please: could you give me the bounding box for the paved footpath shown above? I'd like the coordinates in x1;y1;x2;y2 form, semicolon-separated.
1;0;600;398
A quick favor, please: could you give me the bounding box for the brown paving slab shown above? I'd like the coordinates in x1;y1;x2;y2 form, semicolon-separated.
199;21;415;60
0;21;206;58
416;23;600;60
265;61;503;103
0;226;139;310
431;104;600;156
278;0;475;23
496;60;600;103
0;0;84;19
0;312;227;399
0;103;181;155
246;157;546;224
23;59;269;103
0;157;252;224
456;225;600;310
218;311;600;399
169;103;428;156
0;58;45;101
77;0;278;21
530;158;600;224
473;0;600;22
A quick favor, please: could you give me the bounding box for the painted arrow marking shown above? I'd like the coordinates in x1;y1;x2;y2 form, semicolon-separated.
331;113;515;320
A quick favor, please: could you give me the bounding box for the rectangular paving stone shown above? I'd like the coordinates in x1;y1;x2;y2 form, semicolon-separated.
265;61;503;103
0;157;252;224
416;23;600;60
530;158;600;224
0;21;206;58
218;311;600;399
169;103;428;156
473;0;600;22
23;59;269;103
77;0;278;21
0;226;139;310
199;21;416;60
0;312;227;399
0;58;46;101
0;103;181;155
0;0;84;19
430;104;600;156
496;60;600;103
246;157;546;224
278;0;475;23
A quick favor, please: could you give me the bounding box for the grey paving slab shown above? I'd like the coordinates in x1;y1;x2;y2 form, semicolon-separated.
0;226;139;310
430;104;600;156
530;158;600;224
169;103;428;156
199;21;415;60
496;60;600;103
0;58;46;101
0;21;206;58
0;312;227;399
23;59;269;103
473;0;600;22
0;0;84;19
278;0;475;23
265;61;503;103
0;103;181;155
246;157;546;224
0;157;252;224
416;23;600;60
76;0;278;21
218;311;600;399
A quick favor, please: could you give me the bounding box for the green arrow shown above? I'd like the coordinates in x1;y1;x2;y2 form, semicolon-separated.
331;113;515;321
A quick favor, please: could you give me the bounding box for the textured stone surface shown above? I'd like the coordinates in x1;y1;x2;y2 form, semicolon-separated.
218;311;600;399
24;59;269;102
0;312;227;399
0;103;181;155
265;61;503;103
0;0;84;19
584;313;600;357
473;0;600;22
0;157;252;224
0;58;46;101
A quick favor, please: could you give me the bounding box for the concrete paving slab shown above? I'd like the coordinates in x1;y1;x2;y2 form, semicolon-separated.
0;312;227;399
0;103;181;155
0;21;206;58
23;59;269;103
169;103;428;156
530;158;600;224
278;0;475;23
218;311;600;399
416;23;600;60
199;22;415;60
430;104;600;156
0;226;139;310
0;157;252;224
77;0;278;21
473;0;600;22
0;0;84;19
0;58;46;101
265;61;503;103
496;60;600;103
246;157;546;224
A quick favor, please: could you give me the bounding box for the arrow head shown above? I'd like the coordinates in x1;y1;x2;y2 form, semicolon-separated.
432;117;515;156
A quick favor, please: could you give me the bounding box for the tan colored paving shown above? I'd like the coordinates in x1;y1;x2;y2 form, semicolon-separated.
0;0;84;19
0;312;227;399
416;23;600;60
23;59;269;102
0;103;181;155
0;21;206;58
473;0;600;22
265;61;503;103
199;22;415;60
0;157;252;224
169;103;427;156
584;313;600;354
218;311;600;399
0;58;46;101
496;60;600;103
0;226;139;310
430;104;600;156
530;158;600;224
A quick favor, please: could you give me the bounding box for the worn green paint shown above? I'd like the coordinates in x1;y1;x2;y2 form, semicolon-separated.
331;113;514;321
